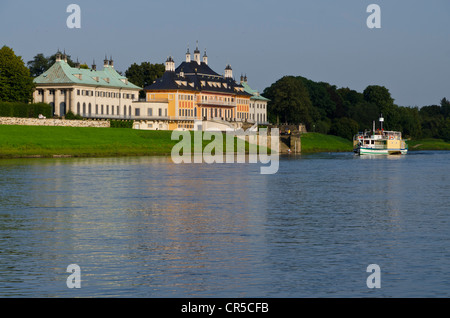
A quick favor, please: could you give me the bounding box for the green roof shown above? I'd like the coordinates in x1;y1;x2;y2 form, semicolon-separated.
241;81;270;101
34;60;141;90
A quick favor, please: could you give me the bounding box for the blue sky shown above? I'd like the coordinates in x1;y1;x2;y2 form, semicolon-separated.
1;0;449;107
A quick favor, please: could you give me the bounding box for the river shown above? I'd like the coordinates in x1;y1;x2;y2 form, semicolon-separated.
0;151;449;297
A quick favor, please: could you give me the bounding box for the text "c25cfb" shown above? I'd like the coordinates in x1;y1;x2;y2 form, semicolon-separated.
225;303;268;313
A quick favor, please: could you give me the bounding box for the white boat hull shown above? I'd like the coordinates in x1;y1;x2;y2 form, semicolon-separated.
357;147;408;155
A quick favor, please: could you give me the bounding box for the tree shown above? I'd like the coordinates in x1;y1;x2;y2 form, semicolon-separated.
125;62;165;98
27;51;75;78
363;85;399;130
263;76;315;127
441;97;450;118
329;117;359;140
0;46;35;102
298;76;336;119
27;53;50;77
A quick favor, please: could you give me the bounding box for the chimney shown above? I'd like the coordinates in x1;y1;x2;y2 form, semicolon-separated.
109;56;114;68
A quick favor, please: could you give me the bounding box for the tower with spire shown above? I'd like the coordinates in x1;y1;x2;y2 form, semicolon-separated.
165;56;175;72
224;64;233;79
194;41;201;64
203;49;208;65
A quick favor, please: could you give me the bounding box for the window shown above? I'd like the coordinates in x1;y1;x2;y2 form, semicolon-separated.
83;103;86;115
96;104;98;115
77;89;80;96
165;109;167;117
148;124;153;128
101;105;104;115
148;108;153;116
135;108;140;116
116;106;119;115
158;108;162;117
88;103;92;115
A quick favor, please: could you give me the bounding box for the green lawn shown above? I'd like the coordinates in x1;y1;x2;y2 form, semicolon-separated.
407;138;450;151
0;125;258;158
301;132;353;153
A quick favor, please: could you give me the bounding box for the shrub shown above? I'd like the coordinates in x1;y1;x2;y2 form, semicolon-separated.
109;119;133;128
0;102;52;118
64;111;83;120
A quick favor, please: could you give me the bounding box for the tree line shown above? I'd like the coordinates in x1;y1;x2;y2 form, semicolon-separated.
1;45;449;140
262;75;450;141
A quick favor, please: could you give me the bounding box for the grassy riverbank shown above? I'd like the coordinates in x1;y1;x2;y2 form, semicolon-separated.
0;125;257;158
0;125;177;158
300;132;353;153
407;138;450;151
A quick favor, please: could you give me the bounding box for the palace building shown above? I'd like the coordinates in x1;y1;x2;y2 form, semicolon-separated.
32;47;269;131
137;44;268;131
33;52;141;118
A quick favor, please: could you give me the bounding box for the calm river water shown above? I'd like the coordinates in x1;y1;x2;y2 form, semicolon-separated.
0;151;449;297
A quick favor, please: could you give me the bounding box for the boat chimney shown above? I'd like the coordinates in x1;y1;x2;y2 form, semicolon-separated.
379;114;384;130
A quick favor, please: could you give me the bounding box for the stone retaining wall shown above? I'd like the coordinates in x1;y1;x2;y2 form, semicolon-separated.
0;117;110;128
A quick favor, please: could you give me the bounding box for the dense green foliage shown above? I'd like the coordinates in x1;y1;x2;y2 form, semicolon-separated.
263;75;448;141
27;51;75;77
64;111;83;120
109;119;133;128
0;46;35;102
125;62;165;98
0;101;52;118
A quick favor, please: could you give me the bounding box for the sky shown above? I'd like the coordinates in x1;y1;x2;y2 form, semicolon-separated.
1;0;449;107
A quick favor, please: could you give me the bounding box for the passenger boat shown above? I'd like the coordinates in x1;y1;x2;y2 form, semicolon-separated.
353;116;408;155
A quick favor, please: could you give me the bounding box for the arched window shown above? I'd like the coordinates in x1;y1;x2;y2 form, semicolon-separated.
88;103;92;116
83;103;86;115
124;106;127;117
77;102;80;115
129;106;131;118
